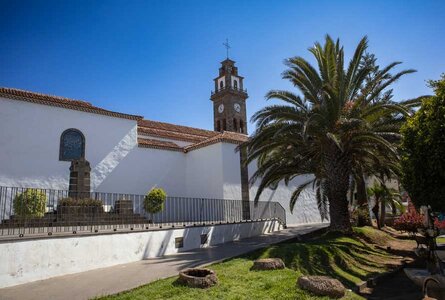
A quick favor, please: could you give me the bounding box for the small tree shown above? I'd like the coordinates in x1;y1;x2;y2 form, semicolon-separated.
13;189;47;218
367;183;403;229
401;74;445;212
144;188;166;221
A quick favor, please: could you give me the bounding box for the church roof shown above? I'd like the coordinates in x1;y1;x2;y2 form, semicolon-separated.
137;119;248;152
137;138;184;152
184;131;248;152
138;119;218;143
0;87;249;152
0;87;143;120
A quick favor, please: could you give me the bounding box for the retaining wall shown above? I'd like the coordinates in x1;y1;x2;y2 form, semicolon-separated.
0;220;281;288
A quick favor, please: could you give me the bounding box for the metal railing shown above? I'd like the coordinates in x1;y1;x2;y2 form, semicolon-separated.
211;86;248;95
0;186;286;240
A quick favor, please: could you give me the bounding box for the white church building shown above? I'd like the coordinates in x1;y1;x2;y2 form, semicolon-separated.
0;59;322;225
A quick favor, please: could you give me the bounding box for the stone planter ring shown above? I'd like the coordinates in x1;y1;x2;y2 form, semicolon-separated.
251;258;285;270
178;268;218;288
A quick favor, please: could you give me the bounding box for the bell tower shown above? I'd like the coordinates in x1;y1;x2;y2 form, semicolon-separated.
210;53;251;220
210;59;248;134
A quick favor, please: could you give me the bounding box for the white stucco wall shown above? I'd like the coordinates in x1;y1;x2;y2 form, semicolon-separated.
0;97;138;190
213;143;324;225
185;143;224;198
96;147;186;196
249;165;324;225
0;220;281;288
221;143;242;199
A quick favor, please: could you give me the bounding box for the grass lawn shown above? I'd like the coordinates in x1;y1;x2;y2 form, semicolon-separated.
97;227;410;300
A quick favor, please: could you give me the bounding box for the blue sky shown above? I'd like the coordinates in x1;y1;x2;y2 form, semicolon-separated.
1;0;444;130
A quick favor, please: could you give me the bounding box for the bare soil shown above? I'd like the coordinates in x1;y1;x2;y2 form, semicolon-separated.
358;227;424;300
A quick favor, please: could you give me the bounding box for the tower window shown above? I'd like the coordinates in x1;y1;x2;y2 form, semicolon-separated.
219;81;224;90
234;80;238;89
233;118;238;131
222;119;227;131
239;120;244;133
216;120;221;132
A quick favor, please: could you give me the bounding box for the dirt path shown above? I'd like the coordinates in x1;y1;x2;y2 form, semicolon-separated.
359;227;424;300
364;265;424;300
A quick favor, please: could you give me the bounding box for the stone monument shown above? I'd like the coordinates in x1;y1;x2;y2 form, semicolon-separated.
68;158;91;199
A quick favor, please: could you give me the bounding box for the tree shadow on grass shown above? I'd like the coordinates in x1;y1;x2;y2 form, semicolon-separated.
240;234;401;289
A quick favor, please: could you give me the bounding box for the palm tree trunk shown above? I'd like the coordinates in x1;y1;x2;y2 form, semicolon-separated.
356;173;371;226
379;199;386;228
325;148;352;233
328;186;352;233
372;198;381;230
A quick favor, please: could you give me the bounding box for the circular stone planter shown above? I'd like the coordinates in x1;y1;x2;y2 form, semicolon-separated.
178;268;218;288
297;275;346;299
251;258;285;270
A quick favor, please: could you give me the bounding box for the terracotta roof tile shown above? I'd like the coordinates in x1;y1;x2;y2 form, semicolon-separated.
184;131;248;152
137;126;207;143
137;138;184;152
138;119;218;138
137;131;248;153
0;87;143;120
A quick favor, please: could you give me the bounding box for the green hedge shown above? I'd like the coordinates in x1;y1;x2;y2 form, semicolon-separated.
144;188;166;214
13;189;47;218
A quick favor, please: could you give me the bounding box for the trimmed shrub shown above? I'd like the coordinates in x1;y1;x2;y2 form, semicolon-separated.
58;198;103;207
13;189;47;218
144;188;167;214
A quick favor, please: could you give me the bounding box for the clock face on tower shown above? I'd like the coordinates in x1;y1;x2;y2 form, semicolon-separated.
234;103;241;113
218;104;224;113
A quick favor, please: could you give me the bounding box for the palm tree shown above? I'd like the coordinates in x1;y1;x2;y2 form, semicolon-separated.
367;182;404;229
242;35;415;233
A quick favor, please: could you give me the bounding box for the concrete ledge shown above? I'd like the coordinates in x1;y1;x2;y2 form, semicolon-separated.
0;220;281;288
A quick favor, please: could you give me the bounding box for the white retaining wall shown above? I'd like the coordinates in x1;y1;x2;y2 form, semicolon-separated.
0;220;282;288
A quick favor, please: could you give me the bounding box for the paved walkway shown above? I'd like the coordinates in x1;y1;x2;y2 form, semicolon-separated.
0;223;327;300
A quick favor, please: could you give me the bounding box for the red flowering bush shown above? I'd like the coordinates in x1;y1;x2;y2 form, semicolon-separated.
434;218;445;230
393;209;424;235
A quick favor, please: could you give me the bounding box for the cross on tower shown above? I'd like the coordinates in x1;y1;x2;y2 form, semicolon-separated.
223;38;231;59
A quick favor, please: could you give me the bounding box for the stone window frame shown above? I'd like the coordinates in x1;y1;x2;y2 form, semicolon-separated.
59;128;86;161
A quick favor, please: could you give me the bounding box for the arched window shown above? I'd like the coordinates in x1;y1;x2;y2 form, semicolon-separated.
233;80;238;89
219;81;224;90
59;129;85;161
233;118;238;131
222;119;227;131
239;120;244;133
216;120;221;132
